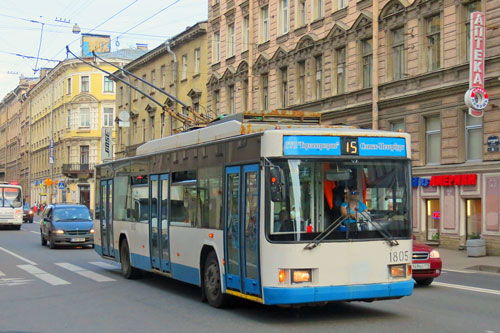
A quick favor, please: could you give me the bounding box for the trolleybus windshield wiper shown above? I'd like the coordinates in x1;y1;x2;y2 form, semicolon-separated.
304;215;347;250
358;211;399;247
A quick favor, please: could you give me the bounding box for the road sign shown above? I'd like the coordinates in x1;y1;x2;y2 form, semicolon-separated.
58;182;66;190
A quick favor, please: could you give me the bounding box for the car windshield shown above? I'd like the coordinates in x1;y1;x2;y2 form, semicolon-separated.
53;207;92;221
267;158;412;242
23;202;30;210
0;188;22;208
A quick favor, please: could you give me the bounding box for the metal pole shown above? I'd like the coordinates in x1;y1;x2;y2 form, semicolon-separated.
372;0;379;130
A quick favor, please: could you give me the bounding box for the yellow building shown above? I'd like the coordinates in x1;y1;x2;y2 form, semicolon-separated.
29;49;146;210
115;21;208;158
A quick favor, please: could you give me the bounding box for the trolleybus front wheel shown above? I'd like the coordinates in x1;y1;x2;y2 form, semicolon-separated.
204;251;226;308
120;239;140;279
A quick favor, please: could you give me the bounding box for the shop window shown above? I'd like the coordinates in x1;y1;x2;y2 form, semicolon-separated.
426;199;440;241
466;199;481;239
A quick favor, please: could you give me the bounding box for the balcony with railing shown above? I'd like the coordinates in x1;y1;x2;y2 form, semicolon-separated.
62;163;95;178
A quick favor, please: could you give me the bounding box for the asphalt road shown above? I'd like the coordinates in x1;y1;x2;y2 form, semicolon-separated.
0;219;499;333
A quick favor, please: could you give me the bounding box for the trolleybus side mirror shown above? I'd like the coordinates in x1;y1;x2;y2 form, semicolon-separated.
270;166;285;202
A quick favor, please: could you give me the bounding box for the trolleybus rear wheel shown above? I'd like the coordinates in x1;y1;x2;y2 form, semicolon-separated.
204;251;226;308
120;239;139;279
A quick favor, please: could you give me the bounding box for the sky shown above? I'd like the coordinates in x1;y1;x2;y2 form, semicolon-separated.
0;0;207;98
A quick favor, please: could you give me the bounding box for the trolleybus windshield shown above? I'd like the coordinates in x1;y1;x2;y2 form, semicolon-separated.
1;187;22;208
267;159;411;242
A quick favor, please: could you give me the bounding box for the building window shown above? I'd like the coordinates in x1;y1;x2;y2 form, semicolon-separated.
227;85;235;113
280;67;288;108
213;31;220;63
142;119;146;142
142;74;147;94
362;39;373;88
242;16;250;52
103;108;113;127
151;70;156;88
338;0;348;10
336;47;346;94
315;55;323;99
426;199;440;241
297;0;307;27
391;120;405;132
80;108;90;128
465;1;481;61
181;55;188;80
242;79;249;111
150;116;155;140
466;113;483;161
104;76;114;92
194;49;201;74
392;27;404;80
80;145;89;165
297;61;306;103
426;14;441;71
280;0;289;35
426;115;441;164
261;74;269;110
314;0;324;20
214;90;220;115
260;6;270;43
81;76;89;92
67;110;71;129
161;65;166;88
227;24;236;58
466;199;482;239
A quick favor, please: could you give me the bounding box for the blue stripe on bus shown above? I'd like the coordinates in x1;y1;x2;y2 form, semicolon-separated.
131;253;152;271
171;263;200;286
263;280;413;305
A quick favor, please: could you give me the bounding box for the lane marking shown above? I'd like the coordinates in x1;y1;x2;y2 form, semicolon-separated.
30;231;40;235
55;263;115;282
0;270;5;277
0;277;32;286
442;269;475;274
0;246;37;265
89;261;120;270
17;265;70;286
433;282;500;296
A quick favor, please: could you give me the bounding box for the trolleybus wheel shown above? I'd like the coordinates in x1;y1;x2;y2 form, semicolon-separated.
120;240;139;279
204;251;226;308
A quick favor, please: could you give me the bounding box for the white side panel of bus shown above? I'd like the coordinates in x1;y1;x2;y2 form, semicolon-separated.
113;220;151;258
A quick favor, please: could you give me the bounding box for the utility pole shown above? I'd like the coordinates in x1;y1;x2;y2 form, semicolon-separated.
372;0;379;130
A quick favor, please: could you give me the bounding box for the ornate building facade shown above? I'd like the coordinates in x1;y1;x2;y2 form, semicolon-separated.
207;0;500;254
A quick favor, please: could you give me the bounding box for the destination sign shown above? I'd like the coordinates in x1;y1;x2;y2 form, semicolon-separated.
283;136;406;157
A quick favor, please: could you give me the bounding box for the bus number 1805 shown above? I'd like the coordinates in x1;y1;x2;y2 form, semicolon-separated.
389;250;409;263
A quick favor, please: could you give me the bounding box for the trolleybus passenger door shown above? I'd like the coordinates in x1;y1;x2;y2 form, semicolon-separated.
100;179;114;257
225;164;261;297
149;174;171;271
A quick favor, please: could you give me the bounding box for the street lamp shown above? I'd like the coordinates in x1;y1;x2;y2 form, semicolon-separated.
72;23;81;34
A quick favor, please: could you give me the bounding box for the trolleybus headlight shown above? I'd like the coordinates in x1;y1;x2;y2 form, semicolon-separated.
389;264;406;278
429;250;440;259
292;269;312;283
55;229;65;235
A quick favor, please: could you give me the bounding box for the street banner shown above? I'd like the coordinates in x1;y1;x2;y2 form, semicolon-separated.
101;128;113;162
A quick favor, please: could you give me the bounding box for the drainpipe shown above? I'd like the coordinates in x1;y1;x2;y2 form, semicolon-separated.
372;0;379;130
248;0;254;112
165;40;177;135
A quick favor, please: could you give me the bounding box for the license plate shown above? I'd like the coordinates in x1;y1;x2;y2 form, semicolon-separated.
70;238;86;243
413;263;431;270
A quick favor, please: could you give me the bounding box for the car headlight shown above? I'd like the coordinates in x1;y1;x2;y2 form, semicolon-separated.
90;229;95;234
55;229;65;234
430;250;440;259
29;210;33;214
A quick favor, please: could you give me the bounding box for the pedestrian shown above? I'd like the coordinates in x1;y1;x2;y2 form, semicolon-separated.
33;204;38;216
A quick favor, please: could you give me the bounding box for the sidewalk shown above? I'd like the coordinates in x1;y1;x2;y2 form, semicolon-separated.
438;247;500;273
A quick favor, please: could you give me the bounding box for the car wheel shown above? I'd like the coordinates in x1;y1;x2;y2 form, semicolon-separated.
49;233;57;249
120;240;139;279
41;232;47;246
203;251;226;308
415;278;434;286
29;219;33;223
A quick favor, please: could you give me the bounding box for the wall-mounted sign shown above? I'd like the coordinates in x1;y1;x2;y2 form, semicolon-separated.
487;135;499;152
465;12;487;117
412;174;477;187
432;212;440;219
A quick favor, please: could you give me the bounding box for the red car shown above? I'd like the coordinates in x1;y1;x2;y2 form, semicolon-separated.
412;238;442;286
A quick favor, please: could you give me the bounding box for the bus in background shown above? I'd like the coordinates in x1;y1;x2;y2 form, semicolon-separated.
94;111;413;308
0;183;23;230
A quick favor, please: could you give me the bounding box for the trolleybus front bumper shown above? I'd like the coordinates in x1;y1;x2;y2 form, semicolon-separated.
262;280;413;305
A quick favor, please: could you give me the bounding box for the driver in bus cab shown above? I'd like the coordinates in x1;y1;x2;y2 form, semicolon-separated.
340;190;367;235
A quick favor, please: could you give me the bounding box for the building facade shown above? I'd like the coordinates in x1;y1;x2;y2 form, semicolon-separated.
208;0;500;254
29;50;144;210
114;21;208;158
